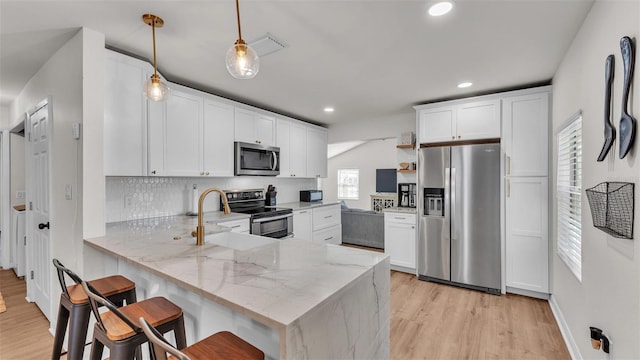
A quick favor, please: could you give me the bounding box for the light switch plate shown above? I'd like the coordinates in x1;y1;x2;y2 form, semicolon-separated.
72;123;81;140
65;184;72;200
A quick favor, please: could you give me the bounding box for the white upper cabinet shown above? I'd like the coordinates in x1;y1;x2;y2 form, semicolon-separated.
456;99;501;140
418;99;500;144
148;84;203;176
277;118;307;177
104;50;151;176
502;92;549;177
203;97;235;176
418;106;455;143
306;127;328;178
149;87;236;177
234;108;275;146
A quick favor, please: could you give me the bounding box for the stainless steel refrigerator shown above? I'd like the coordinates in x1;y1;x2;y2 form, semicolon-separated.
418;142;501;293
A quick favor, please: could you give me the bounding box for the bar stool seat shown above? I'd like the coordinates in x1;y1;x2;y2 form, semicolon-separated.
52;259;137;360
140;317;264;360
81;281;187;360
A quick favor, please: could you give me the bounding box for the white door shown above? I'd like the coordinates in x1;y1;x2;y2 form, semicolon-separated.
26;100;52;320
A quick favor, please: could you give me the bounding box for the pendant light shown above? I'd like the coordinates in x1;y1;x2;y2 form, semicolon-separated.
142;14;170;101
225;0;259;79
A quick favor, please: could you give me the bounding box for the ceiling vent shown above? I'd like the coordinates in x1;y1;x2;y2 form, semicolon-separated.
248;33;288;57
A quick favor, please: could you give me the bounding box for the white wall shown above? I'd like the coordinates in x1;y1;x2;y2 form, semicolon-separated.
9;133;25;207
322;139;398;210
327;113;414;143
0;106;8;129
551;1;639;358
10;27;105;325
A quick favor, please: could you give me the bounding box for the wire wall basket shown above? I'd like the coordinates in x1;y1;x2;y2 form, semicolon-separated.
585;182;634;239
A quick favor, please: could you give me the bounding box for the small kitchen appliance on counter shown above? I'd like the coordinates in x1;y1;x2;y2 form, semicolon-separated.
300;190;323;202
397;183;416;208
266;185;277;206
222;189;293;239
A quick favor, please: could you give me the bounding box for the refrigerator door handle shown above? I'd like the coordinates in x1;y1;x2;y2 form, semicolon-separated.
445;167;451;241
450;167;456;242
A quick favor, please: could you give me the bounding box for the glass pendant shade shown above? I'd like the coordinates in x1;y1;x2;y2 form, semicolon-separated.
226;41;259;79
144;74;170;102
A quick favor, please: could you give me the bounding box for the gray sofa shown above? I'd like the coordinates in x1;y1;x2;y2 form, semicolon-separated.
341;208;385;249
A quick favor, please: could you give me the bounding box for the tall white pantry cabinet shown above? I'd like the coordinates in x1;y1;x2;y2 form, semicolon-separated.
503;89;550;297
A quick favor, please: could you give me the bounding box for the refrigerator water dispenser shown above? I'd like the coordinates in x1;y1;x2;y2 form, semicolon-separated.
424;188;444;216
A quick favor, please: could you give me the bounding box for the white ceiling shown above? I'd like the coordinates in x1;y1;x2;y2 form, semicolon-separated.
0;0;593;131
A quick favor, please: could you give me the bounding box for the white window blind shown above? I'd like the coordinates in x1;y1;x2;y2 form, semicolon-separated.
337;169;359;200
557;114;582;281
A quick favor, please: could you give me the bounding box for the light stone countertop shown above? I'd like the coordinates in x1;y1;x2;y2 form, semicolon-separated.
383;207;418;214
274;200;341;211
84;213;388;331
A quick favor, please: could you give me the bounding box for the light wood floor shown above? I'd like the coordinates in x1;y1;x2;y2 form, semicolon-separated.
0;268;58;359
390;271;570;359
0;269;569;359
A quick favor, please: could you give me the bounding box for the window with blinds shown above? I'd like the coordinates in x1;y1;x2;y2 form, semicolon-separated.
557;114;582;281
337;169;359;200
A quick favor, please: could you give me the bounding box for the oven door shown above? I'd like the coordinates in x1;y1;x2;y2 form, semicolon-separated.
251;213;293;239
235;142;280;176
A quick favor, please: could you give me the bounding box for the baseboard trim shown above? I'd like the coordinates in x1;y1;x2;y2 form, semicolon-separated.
549;295;582;360
506;286;549;300
389;264;415;274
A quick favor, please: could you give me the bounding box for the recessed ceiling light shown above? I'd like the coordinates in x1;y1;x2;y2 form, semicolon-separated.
457;82;472;88
428;2;453;17
324;107;335;113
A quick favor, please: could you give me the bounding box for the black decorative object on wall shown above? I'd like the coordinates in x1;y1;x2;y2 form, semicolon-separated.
619;36;636;159
586;182;634;239
597;55;615;161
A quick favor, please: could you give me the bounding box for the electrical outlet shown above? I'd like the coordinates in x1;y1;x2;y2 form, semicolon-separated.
16;191;25;199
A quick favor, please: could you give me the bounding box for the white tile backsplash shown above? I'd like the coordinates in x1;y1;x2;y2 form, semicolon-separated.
105;176;317;223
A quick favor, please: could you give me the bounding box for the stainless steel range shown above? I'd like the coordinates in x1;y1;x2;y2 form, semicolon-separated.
222;189;293;239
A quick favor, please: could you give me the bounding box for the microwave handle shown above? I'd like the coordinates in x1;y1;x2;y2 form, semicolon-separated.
272;151;278;171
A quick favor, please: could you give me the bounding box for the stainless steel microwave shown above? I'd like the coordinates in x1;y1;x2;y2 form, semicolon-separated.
234;142;280;176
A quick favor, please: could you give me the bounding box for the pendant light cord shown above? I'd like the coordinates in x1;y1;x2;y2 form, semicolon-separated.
235;0;243;41
152;18;158;76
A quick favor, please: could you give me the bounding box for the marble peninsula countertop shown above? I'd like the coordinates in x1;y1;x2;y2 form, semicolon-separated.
84;213;388;330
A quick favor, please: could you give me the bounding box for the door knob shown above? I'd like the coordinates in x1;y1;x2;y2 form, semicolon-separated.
38;222;50;230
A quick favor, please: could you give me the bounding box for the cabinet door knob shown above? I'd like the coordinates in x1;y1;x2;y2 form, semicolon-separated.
458;135;461;139
151;170;156;175
206;172;210;175
452;136;455;139
38;222;50;230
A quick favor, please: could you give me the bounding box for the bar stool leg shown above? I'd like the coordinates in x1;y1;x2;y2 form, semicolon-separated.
51;296;70;359
90;334;104;360
174;316;187;350
66;303;91;360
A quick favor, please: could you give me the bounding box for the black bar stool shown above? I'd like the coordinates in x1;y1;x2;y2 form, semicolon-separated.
139;317;264;360
81;280;187;360
52;259;137;360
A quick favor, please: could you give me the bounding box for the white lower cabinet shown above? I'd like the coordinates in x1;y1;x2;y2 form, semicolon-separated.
292;204;342;244
217;219;250;234
293;209;312;240
384;212;416;272
312;224;342;245
505;177;549;294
